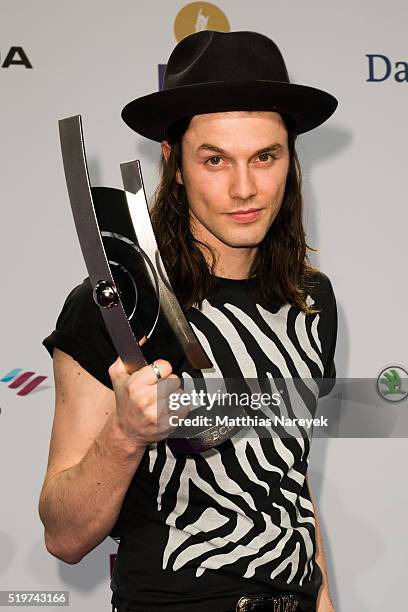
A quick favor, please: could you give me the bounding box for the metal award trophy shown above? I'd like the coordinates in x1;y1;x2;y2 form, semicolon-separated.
58;115;245;455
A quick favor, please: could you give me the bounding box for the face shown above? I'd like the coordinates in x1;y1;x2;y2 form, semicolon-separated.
162;111;290;272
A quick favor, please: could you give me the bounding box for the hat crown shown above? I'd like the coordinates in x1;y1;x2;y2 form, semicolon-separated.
164;30;290;90
121;29;338;141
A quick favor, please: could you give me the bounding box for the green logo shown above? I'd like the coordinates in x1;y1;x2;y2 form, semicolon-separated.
377;366;408;402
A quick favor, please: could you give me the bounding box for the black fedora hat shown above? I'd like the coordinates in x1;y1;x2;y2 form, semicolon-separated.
121;30;338;142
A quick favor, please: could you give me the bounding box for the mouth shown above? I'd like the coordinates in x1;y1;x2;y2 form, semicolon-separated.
227;208;262;223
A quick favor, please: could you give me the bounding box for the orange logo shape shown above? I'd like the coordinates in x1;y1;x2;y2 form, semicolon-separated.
174;2;230;42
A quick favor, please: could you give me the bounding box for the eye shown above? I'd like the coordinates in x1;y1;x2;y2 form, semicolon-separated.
206;156;223;166
256;152;275;162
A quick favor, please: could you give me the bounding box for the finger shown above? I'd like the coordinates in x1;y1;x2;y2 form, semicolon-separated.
157;389;190;419
145;359;173;386
157;398;191;436
108;356;130;382
156;376;182;400
169;373;184;389
138;335;147;346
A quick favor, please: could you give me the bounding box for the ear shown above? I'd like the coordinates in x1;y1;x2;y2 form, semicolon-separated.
161;140;171;162
161;139;184;185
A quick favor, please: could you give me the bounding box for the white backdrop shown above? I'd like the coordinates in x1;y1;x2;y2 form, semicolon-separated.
1;1;407;610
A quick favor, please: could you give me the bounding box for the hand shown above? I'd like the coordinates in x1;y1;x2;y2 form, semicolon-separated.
108;337;188;448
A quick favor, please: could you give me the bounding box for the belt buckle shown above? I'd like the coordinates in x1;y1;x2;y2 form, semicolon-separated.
235;593;299;612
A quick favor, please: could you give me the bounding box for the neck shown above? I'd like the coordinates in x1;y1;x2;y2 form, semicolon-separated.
210;250;257;280
201;241;258;281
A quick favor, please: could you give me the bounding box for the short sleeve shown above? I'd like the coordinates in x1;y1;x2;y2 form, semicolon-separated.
42;278;118;390
312;272;338;399
42;277;187;390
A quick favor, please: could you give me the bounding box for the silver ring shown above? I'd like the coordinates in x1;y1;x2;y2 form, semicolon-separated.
150;361;162;381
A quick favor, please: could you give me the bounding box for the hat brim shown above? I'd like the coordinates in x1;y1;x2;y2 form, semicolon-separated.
121;80;338;141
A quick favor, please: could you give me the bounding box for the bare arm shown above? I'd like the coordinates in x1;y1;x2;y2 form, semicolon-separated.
306;474;335;611
38;348;147;563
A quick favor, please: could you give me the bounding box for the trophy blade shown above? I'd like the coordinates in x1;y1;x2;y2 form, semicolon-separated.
58;115;147;373
120;160;213;370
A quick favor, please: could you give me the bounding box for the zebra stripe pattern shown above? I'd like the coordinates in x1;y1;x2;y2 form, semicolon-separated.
144;281;328;588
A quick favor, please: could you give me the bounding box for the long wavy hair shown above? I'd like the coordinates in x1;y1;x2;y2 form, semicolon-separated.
150;113;321;315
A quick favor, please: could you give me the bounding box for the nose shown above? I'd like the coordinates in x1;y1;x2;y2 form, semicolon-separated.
229;164;257;201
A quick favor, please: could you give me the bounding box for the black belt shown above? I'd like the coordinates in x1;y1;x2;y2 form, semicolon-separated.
231;593;300;611
111;592;301;612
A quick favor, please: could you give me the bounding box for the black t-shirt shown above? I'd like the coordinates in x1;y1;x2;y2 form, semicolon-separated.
42;271;337;612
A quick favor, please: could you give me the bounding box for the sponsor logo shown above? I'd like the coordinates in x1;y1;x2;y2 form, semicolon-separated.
376;366;408;402
366;54;408;82
159;3;230;90
1;368;47;396
1;46;32;68
174;2;230;42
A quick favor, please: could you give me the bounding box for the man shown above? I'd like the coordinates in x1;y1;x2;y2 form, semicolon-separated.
40;30;338;612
